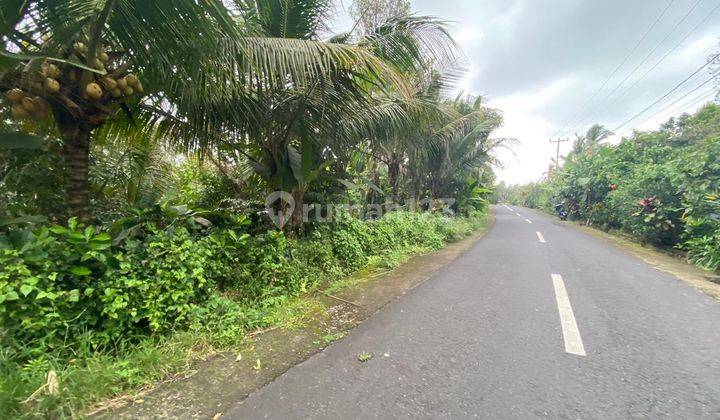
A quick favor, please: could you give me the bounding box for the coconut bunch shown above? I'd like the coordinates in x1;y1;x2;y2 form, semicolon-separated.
3;39;144;121
4;89;51;120
71;41;144;100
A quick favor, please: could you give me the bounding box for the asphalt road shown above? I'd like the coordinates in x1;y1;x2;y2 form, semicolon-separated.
227;205;720;419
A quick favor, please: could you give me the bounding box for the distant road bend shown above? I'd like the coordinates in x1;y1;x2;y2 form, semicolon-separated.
227;205;720;419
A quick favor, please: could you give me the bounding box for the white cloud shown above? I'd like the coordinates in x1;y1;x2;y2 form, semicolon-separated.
679;32;718;60
488;76;578;112
455;26;483;44
486;76;579;184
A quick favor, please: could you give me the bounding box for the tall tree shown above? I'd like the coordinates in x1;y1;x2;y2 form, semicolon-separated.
350;0;410;36
571;124;613;156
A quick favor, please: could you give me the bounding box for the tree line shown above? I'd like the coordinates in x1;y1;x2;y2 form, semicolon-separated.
1;0;507;230
499;102;720;271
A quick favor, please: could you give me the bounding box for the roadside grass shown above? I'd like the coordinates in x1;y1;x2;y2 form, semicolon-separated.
3;212;489;418
323;246;427;296
263;297;329;331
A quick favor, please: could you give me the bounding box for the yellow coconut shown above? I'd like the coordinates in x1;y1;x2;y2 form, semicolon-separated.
11;104;29;119
101;77;117;89
44;78;61;93
33;98;50;119
110;88;122;98
125;74;139;87
45;63;60;78
73;42;86;54
123;87;134;96
117;77;128;90
21;97;35;113
98;52;109;62
86;82;103;100
6;88;24;104
135;82;144;94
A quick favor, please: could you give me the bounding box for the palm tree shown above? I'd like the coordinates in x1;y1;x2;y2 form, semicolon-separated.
571;124;613;156
0;0;411;221
218;3;460;229
421;95;508;202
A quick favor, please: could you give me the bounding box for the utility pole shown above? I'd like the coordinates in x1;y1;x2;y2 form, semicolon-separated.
549;137;569;170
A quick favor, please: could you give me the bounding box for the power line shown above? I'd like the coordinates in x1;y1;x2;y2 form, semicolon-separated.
626;87;717;134
568;0;704;135
611;58;715;132
601;1;720;117
619;75;716;133
551;0;676;138
654;87;717;123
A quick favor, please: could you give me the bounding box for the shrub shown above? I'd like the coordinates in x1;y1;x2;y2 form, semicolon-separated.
0;218;251;355
0;219;115;354
100;226;215;336
685;234;720;271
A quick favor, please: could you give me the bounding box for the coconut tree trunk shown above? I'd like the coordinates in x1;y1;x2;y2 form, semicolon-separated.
290;187;306;234
366;159;380;205
60;123;93;222
388;154;401;204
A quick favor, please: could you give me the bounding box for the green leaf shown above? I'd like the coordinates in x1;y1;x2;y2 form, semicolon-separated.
339;179;359;190
20;284;33;296
68;289;80;302
24;276;40;286
70;266;91;276
89;242;112;250
84;226;95;241
50;225;68;234
92;233;112;242
0;132;44;150
4;291;19;301
0;50;107;74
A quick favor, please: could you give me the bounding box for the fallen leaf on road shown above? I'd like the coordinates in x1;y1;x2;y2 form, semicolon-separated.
358;352;374;362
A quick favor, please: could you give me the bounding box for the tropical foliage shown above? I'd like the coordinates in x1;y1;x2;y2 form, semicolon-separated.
0;0;505;415
502;103;720;270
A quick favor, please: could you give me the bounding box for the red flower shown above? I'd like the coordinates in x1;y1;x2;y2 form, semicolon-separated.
637;198;651;209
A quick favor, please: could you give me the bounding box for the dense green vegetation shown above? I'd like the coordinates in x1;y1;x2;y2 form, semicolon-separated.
500;103;720;271
0;209;486;416
0;0;502;415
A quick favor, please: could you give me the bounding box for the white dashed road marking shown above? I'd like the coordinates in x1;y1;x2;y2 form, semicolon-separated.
536;231;546;243
525;218;533;224
551;274;586;357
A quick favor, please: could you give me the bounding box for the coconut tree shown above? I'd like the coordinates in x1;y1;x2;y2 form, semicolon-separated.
0;0;413;221
203;1;460;230
571;124;613;156
421;95;508;203
347;16;460;204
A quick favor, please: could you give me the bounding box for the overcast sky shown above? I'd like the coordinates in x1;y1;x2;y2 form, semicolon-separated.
332;0;720;185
